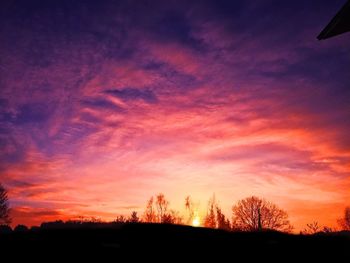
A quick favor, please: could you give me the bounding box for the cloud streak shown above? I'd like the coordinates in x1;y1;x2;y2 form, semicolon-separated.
104;88;158;104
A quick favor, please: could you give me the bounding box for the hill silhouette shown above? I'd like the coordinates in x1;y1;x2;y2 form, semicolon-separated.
1;222;349;261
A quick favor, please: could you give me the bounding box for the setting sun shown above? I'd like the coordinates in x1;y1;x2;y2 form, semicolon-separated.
192;216;201;227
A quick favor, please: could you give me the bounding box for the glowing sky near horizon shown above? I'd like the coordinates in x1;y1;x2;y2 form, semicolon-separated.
1;0;350;230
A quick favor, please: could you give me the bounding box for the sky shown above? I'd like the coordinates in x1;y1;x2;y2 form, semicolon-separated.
0;0;349;230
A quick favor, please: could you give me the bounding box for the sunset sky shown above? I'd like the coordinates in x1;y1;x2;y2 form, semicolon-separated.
1;0;349;230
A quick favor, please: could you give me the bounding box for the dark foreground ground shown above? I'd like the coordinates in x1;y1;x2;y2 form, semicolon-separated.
1;223;349;261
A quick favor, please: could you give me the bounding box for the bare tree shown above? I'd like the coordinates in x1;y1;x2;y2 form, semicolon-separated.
203;195;231;230
302;221;320;234
216;206;231;231
143;194;182;224
156;193;169;223
232;196;292;232
114;215;126;223
338;206;350;230
0;183;11;225
143;197;156;223
204;195;217;228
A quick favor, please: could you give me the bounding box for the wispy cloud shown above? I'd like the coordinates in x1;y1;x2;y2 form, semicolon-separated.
81;98;125;112
104;88;158;104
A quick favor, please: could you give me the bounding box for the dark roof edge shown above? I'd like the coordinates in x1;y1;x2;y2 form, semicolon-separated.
317;0;350;40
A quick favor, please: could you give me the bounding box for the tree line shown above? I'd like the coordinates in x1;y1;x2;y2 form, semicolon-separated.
1;183;350;233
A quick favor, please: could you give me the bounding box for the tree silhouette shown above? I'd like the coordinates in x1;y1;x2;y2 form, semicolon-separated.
302;221;320;234
204;195;217;228
115;215;126;223
143;197;156;223
232;196;292;232
322;226;336;233
129;211;139;223
0;224;12;233
161;210;183;224
171;210;183;224
156;193;169;223
0;183;11;225
142;194;183;224
203;195;231;230
216;206;231;230
185;195;194;225
338;206;350;230
14;224;29;232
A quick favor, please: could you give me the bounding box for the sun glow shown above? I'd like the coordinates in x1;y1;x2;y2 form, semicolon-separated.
192;216;200;227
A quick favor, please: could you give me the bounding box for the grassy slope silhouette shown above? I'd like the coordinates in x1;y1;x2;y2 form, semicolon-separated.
1;223;349;261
